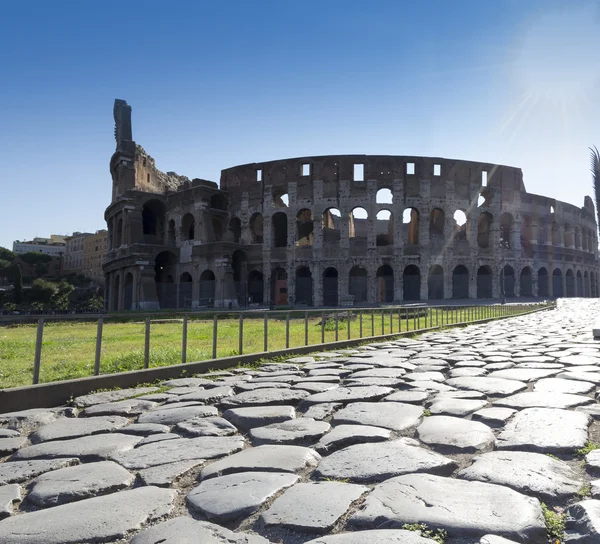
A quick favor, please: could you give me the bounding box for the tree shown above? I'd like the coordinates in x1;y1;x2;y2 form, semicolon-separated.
591;146;600;230
51;281;75;310
0;247;15;262
12;263;22;303
29;279;57;307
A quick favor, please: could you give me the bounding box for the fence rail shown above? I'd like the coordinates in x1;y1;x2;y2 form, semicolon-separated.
0;302;555;389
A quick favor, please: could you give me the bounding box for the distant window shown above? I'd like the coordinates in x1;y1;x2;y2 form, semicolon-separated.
257;169;262;182
406;163;415;175
354;164;364;181
434;164;441;176
147;173;150;183
302;163;310;176
482;171;488;187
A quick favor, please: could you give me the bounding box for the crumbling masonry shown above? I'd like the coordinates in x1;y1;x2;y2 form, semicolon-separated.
104;100;599;310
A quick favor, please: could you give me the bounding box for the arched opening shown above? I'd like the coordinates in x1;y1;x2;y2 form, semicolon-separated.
564;225;573;248
115;218;123;247
349;207;368;239
566;269;575;297
272;212;288;248
552;268;563;297
124;273;133;311
538;220;548;245
376;210;393;246
295;266;313;306
576;270;583;297
167;219;176;245
250;213;264;244
113;274;120;310
521;216;533;258
376;265;394;303
429;209;445;240
199;270;216;306
273;191;289;208
403;265;421;301
322;208;341;244
296;209;314;246
592;272;597;298
181;213;195;241
452;265;469;299
271;267;288;305
228;217;241;243
212;217;224;241
501;265;515;297
499;213;514;249
323;267;339;307
376;188;393;204
349;266;368;304
585;271;590;297
428;265;444;300
582;229;588;251
520;267;533;297
574;228;581;249
538;268;549;297
403;208;419;245
248;270;264;304
551;222;560;246
477;266;493;298
155;251;177;309
210;194;227;211
453;210;467;241
232;250;247;306
477;213;492;248
179;272;193;308
142;200;166;243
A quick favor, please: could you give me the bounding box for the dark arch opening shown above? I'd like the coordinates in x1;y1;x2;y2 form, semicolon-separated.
576;270;583;297
520;267;533;297
376;265;394;303
181;213;195;241
142;200;166;242
272;212;288;248
403;265;421;301
179;272;193;308
501;265;515;297
428;265;444;300
349;266;368;304
477;213;492;248
566;269;575;297
271;267;288;305
199;270;216;306
154;251;177;309
295;266;313;306
232;250;247;306
323;267;339;307
250;213;264;244
452;265;469;299
552;268;563;298
210;194;227;211
477;266;492;298
248;270;264;304
538;268;549;297
124;273;133;311
229;217;241;244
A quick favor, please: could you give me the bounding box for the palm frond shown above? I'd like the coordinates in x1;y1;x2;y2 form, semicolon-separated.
590;146;600;230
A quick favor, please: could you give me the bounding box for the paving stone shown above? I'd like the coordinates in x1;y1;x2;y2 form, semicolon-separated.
176;416;238;437
0;458;79;485
585;450;600;471
73;387;159;408
416;416;495;453
111;435;245;469
136;433;180;447
287;356;316;364
345;377;405;387
169;385;234;404
300;403;342;420
0;408;63;433
27;460;134;506
236;382;292;391
449;368;488;378
577;405;600;420
304;530;441;543
82;399;157;416
313;438;457;482
315;425;391;453
472;408;516;427
294;382;340;393
564;499;600;543
308;368;353;377
294;376;341;384
458;451;583;500
30;415;130;444
165;386;206;395
446;377;528;396
349;473;545;541
350;368;407;379
12;433;142;461
560;371;600;384
152;400;203;409
222;406;295;430
0;437;27;455
0;486;176;544
383;390;431;404
130;516;270;544
187;471;299;522
479;537;519;544
219;388;309;409
404;380;456;392
0;484;20;519
486;368;560;382
118;423;171;436
249;418;330;446
559;355;600;366
261;481;368;533
484;363;515;370
331;402;423;432
137;405;217;425
200;445;321;480
432;390;488;401
300;386;394;406
404;371;446;382
495;392;593;410
428;398;488;416
533;378;595;395
497;408;590;453
136;393;177;402
138;460;204;487
0;429;20;438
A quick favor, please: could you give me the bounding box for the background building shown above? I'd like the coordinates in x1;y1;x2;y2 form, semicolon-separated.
13;235;67;256
83;230;107;285
64;232;92;274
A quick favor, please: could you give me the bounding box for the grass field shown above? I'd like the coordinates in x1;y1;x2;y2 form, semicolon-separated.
0;304;546;389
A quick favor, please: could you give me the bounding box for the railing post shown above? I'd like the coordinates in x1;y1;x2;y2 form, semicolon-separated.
144;317;151;369
406;308;409;331
304;311;308;346
94;317;103;376
335;311;339;342
32;318;44;385
212;315;218;359
347;311;351;340
413;308;417;330
263;312;268;352
360;311;363;338
381;310;384;335
371;311;375;336
286;312;290;349
238;313;244;355
389;310;393;334
181;315;188;364
321;311;325;344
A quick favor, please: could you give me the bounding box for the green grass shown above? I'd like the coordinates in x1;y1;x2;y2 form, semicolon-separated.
0;304;546;389
575;441;600;458
402;523;447;544
541;503;565;543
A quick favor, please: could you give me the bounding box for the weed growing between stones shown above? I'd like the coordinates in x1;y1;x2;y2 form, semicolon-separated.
577;483;592;498
541;503;565;542
402;523;447;544
575;441;600;457
423;409;432;417
546;453;560;461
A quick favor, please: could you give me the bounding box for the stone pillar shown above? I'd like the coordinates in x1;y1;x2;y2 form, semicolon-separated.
191;270;200;309
313;261;322;307
513;220;521;251
288;264;296;306
443;266;452;299
492;266;500;299
468;268;477;299
419;269;428;301
392;179;404;251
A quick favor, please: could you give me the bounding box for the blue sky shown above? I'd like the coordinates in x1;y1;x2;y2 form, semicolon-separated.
1;0;600;249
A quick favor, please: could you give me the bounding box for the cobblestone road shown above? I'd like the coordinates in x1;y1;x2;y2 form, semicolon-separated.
1;300;600;543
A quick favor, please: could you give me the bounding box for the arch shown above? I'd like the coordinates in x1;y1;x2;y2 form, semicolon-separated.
585;271;590;297
552;268;563;297
403;265;421;301
564;224;573;248
272;212;288;248
271;267;288;305
212;217;224;241
452;265;469;299
249;213;264;244
501;265;515;298
499;213;514;249
520;267;533;297
273;191;289;208
155;251;177;309
453;210;467;241
179;272;193;308
181;213;195;241
566;269;575;297
477;213;492;248
376;188;393;204
296;209;314;246
210;193;227;211
429;209;445;240
428;265;444;300
476;265;493;298
376;265;394;303
574;227;581;249
576;270;583;297
124;273;133;311
376;210;393;246
113;274;120;311
403;208;419;245
142;199;166;242
538;267;549;297
199;270;216;305
323;267;339;307
551;222;560;246
349;207;368;239
115;217;123;247
349;266;368;304
167;219;176;245
322;208;341;244
295;266;313;306
228;217;241;244
248;270;264;304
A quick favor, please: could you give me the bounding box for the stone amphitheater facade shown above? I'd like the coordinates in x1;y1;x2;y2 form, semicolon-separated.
104;100;599;311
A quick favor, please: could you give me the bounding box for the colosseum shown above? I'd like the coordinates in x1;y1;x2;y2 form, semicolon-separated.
104;100;600;311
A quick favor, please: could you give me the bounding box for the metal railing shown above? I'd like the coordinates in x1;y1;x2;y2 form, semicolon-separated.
0;301;555;388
